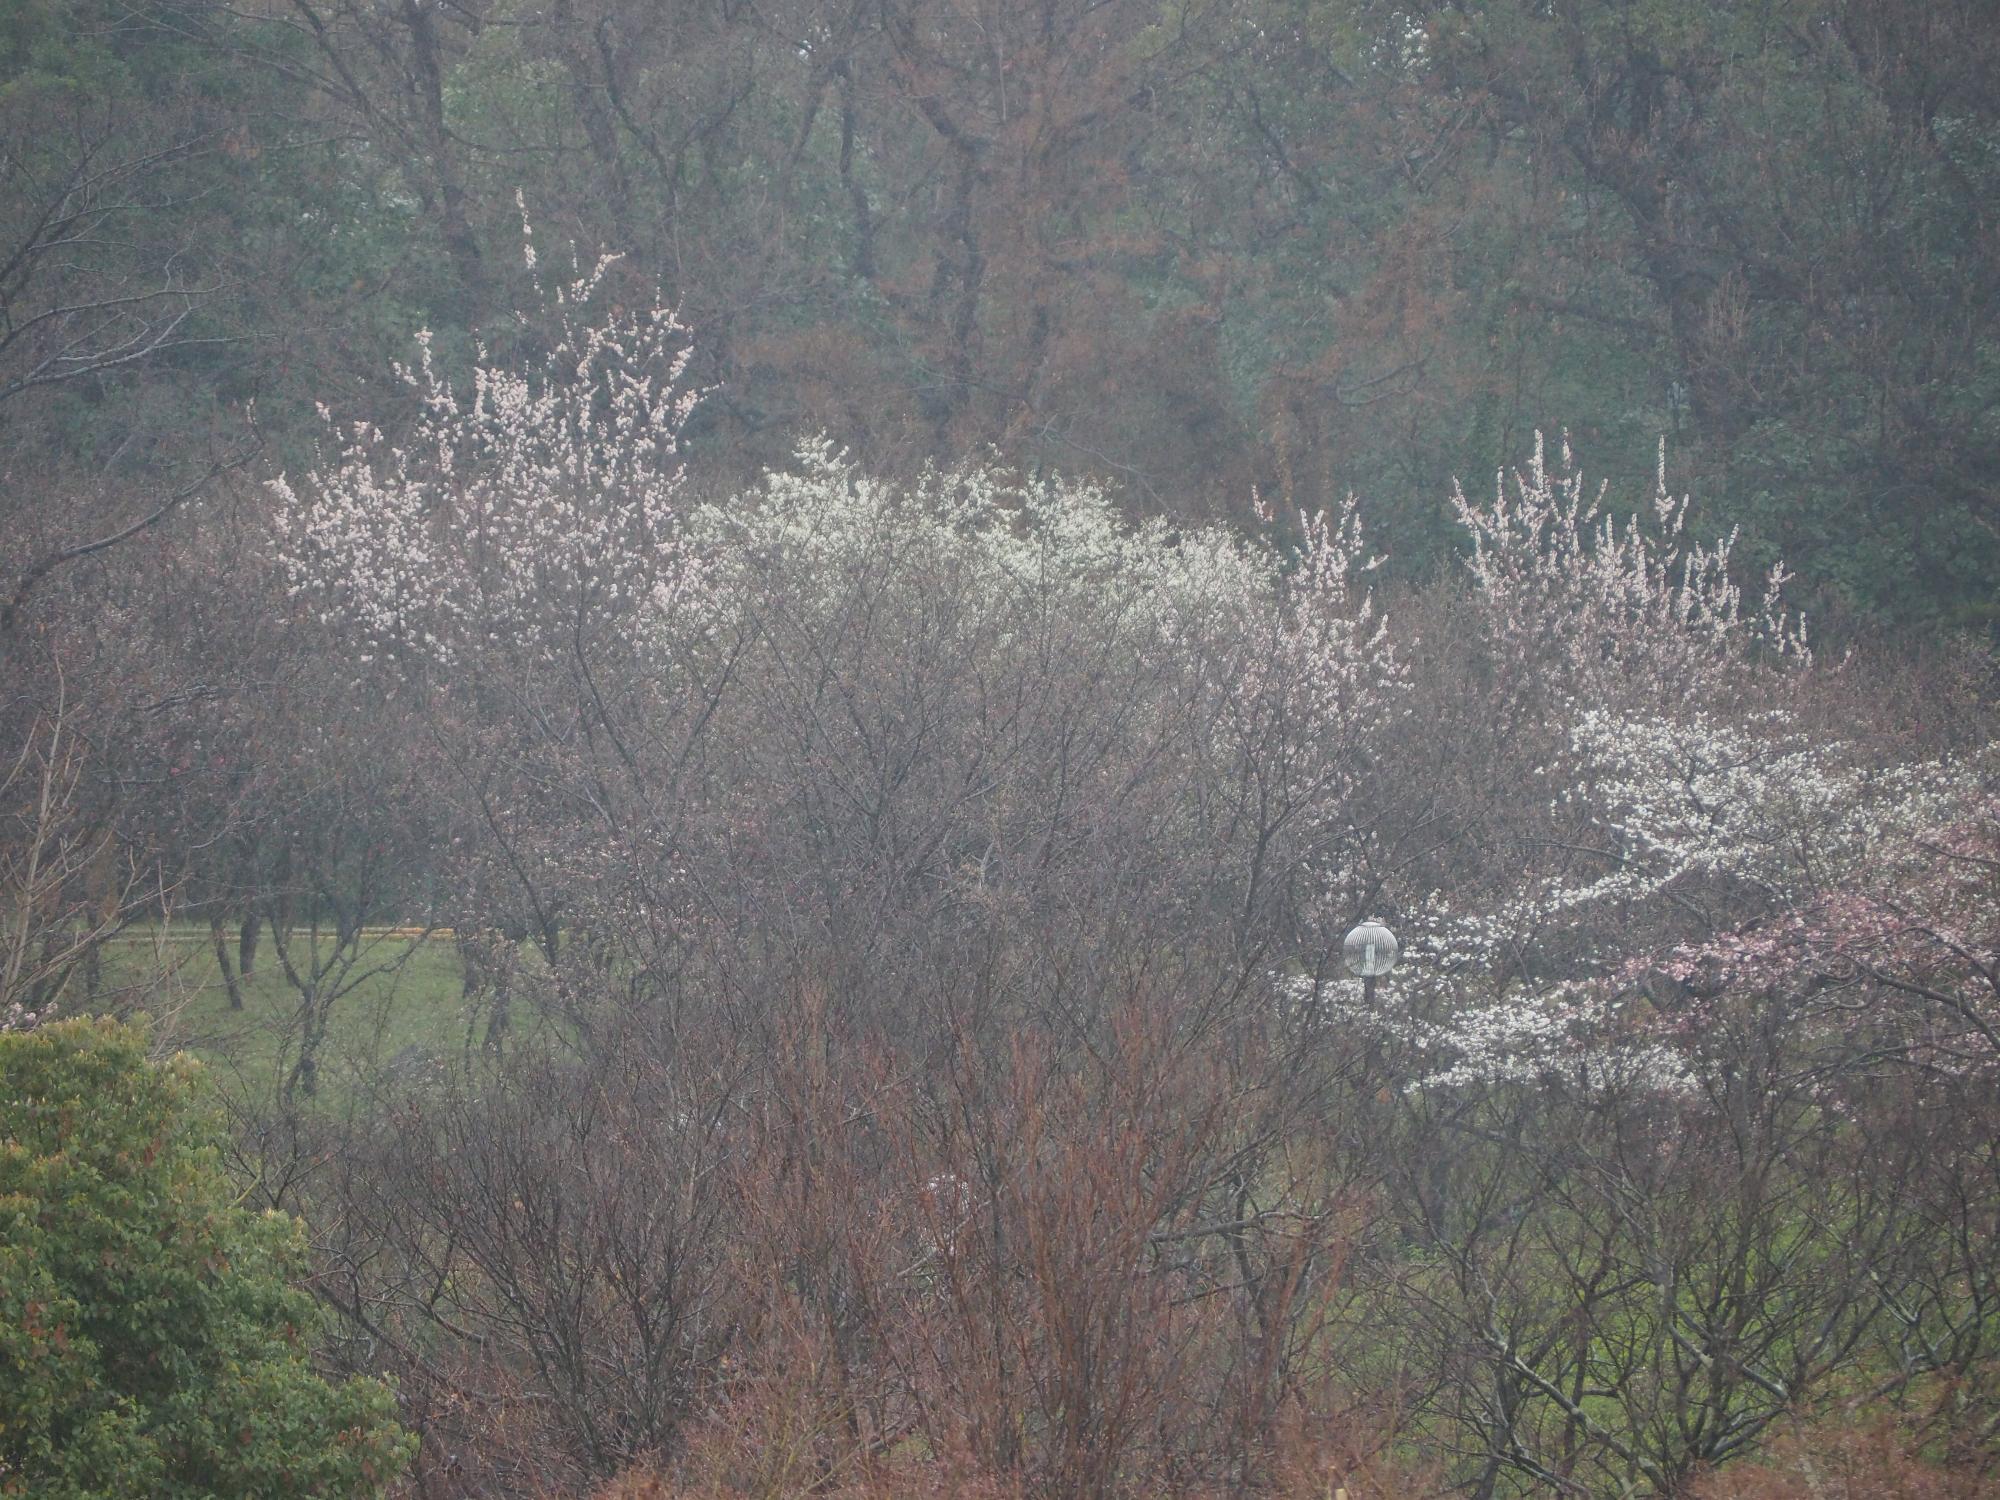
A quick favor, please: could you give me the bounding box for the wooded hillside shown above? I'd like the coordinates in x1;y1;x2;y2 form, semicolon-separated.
7;0;1997;623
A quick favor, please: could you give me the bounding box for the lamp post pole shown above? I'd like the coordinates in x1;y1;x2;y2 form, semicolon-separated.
1344;917;1399;1008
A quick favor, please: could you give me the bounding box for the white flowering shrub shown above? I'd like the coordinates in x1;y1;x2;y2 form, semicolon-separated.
683;440;1405;966
1308;717;1988;1091
690;437;1278;647
274;197;713;674
1434;707;1980;968
1450;431;1807;711
1304;972;1697;1091
693;445;1404;795
1289;434;1987;1094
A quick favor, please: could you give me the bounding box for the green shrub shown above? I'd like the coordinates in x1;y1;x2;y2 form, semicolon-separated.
0;1018;413;1498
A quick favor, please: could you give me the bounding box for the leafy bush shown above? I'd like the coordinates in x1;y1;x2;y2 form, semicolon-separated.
0;1018;412;1498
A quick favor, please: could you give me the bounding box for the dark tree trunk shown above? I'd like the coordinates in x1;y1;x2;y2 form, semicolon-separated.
211;917;245;1010
238;912;261;980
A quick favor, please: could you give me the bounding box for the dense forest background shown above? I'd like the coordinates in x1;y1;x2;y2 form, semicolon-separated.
7;0;1998;625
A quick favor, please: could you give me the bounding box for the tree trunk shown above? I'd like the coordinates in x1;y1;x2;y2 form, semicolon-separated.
238;912;261;980
210;917;245;1010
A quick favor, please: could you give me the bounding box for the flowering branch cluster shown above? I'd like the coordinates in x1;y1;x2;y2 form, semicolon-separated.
1451;432;1807;710
690;438;1403;739
1655;792;2000;1073
1294;436;1985;1093
692;437;1269;638
1440;708;1977;964
275;197;711;673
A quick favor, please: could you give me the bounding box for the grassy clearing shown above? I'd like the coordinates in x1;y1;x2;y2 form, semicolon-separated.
97;927;537;1105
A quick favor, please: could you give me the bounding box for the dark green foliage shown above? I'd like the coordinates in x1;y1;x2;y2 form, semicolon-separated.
0;1018;412;1498
3;1;1995;613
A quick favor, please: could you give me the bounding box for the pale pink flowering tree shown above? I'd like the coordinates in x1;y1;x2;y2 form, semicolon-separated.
274;197;714;677
1304;435;1883;1091
1299;457;1996;1492
1343;721;1992;1091
268;204;728;1041
1450;431;1807;713
1655;791;2000;1073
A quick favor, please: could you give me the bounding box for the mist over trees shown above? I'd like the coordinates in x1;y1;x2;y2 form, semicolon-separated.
3;2;1998;1498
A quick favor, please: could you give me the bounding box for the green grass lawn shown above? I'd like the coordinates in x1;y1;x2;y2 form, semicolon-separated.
98;927;546;1105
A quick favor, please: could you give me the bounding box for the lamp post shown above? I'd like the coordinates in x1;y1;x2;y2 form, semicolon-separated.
1344;917;1399;1009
